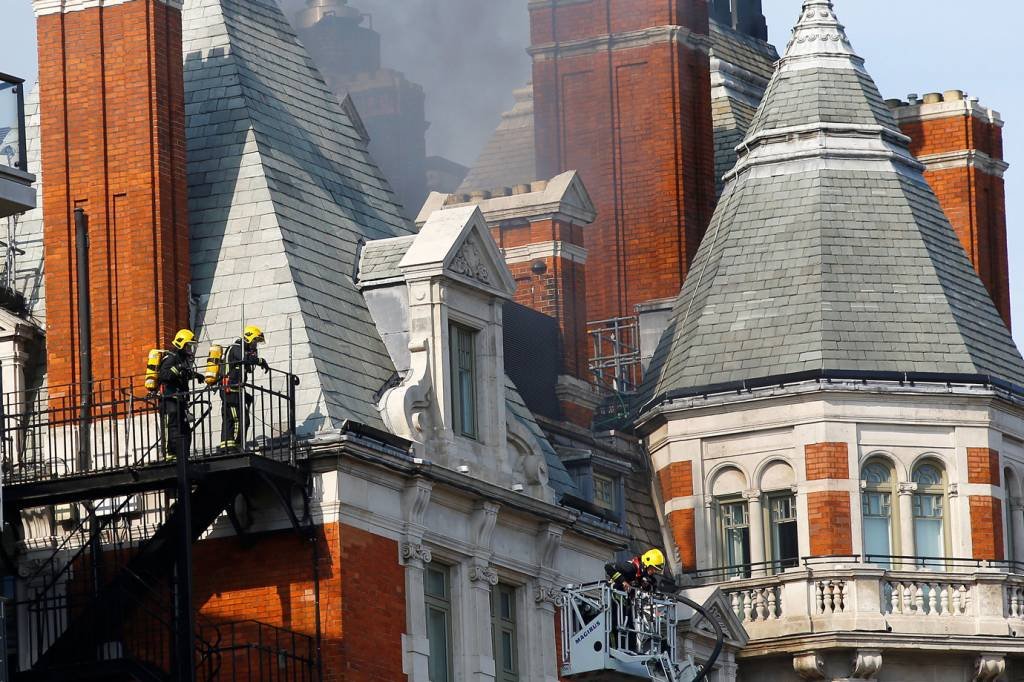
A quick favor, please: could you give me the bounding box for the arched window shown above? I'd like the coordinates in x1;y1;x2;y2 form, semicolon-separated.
861;460;896;565
912;461;947;567
712;467;749;577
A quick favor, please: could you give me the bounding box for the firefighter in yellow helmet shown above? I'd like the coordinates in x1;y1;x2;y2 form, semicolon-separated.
604;548;667;653
157;329;201;461
218;325;268;453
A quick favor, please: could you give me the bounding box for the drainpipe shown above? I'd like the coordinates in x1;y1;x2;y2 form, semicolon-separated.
75;207;91;473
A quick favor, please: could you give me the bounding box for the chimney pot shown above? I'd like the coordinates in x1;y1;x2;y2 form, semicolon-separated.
512;184;531;195
884;98;904;109
943;89;964;102
923;92;943;104
469;190;491;201
907;93;920;104
530;180;549;192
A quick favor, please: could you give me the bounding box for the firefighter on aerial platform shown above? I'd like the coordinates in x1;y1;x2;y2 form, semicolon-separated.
157;329;201;461
218;325;268;453
604;549;667;653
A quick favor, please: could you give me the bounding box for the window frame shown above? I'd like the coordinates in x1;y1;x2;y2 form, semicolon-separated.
764;490;799;572
448;322;479;439
717;497;751;577
911;460;950;568
425;564;455;682
490;583;519;682
861;458;899;567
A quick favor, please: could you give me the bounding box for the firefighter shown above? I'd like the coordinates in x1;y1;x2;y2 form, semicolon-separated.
604;549;667;653
605;548;666;592
218;325;268;453
158;329;200;461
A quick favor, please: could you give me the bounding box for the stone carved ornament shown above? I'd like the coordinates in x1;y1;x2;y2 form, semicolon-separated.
449;238;492;285
793;653;826;680
534;585;563;607
850;649;882;679
401;542;433;565
379;337;434;445
468;564;499;586
973;654;1006;682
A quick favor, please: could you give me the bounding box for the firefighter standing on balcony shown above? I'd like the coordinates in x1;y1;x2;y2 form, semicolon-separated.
158;329;201;461
218;325;268;453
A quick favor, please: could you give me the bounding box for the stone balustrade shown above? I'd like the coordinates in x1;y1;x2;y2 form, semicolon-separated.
711;560;1024;642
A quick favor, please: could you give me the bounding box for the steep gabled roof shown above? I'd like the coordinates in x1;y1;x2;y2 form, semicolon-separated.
642;0;1024;407
182;0;414;432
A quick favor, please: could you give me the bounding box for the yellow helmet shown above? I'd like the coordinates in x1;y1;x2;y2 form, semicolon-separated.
641;548;666;571
172;329;196;351
243;325;265;344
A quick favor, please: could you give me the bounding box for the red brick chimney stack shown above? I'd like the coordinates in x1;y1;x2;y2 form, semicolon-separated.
529;0;716;323
889;91;1011;328
34;0;190;392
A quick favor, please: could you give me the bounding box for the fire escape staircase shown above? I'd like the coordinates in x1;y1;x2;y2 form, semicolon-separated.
1;372;315;681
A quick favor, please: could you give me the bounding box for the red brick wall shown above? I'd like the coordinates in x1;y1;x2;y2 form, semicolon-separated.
967;447;1001;486
899;113;1010;326
657;460;694;501
494;218;589;379
37;0;191;395
194;522;406;681
807;491;853;556
666;508;697;571
530;0;715;322
970;496;1005;561
804;442;850;481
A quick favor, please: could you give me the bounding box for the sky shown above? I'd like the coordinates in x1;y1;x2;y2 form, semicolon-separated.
2;0;1022;351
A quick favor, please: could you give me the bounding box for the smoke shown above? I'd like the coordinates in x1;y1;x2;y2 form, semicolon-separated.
280;0;532;167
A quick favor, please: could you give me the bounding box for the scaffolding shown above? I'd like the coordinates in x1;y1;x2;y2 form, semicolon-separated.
587;317;641;394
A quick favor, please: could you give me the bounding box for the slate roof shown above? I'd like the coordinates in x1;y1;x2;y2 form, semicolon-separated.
709;20;777;83
458;85;537;193
642;0;1024;406
505;378;578;500
182;0;414;432
357;236;416;286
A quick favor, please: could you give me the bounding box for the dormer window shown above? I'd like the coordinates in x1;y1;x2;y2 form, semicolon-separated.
450;322;478;439
593;472;617;512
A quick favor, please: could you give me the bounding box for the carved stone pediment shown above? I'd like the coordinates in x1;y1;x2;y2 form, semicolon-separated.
449;236;492;286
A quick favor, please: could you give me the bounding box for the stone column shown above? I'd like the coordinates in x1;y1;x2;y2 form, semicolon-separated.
528;582;563;682
462;560;498;682
897;482;917;570
401;479;433;681
1011;500;1024;564
401;542;433;682
745;490;766;575
704;499;718;568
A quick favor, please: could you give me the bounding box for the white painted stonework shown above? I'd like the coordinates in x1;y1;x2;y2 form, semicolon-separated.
32;0;183;15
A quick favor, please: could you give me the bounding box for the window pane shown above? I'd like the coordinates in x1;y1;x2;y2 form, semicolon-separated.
773;521;799;568
862;462;892;485
501;631;515;672
863;516;891;564
912;464;943;486
914;517;944;562
500;590;513;621
594;474;615;510
425;567;447;598
450;324;478;438
427;606;450;682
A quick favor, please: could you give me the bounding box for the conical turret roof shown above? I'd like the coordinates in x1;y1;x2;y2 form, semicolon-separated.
642;0;1024;408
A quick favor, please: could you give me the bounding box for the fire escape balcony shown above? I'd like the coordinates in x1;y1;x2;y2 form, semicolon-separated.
0;368;317;681
0;72;34;219
693;556;1024;657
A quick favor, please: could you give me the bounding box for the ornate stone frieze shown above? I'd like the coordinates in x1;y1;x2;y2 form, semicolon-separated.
450;238;492;285
534;584;563;607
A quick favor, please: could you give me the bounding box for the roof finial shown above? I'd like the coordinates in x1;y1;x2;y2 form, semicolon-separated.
784;0;858;62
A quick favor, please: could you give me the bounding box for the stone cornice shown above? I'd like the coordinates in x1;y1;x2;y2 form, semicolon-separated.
916;149;1009;178
891;99;1004;128
529;24;710;61
501;241;587;266
33;0;182;15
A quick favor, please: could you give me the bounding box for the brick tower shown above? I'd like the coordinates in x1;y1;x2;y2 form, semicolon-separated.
889;91;1011;328
529;0;716;323
34;0;190;392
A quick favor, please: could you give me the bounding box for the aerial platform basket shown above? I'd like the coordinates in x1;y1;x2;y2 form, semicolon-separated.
559;582;704;682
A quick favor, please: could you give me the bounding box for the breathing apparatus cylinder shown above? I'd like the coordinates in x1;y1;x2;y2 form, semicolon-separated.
205;344;224;386
145;349;166;392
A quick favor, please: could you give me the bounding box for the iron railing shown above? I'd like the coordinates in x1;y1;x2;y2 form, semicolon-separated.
200;620;316;681
1;366;300;486
0;72;27;174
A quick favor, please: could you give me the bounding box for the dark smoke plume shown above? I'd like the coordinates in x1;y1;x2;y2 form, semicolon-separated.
280;0;532;166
